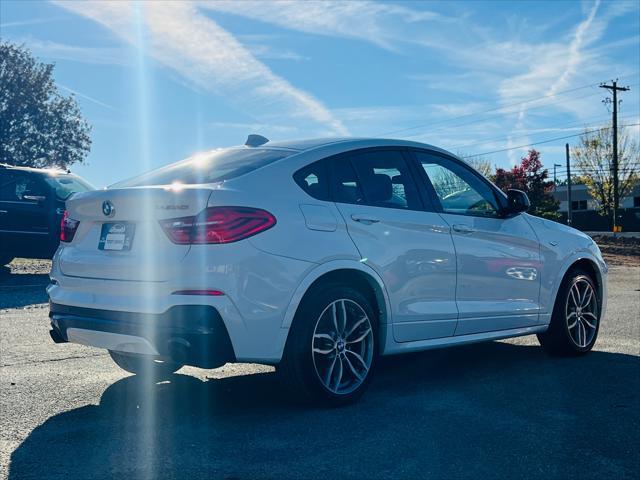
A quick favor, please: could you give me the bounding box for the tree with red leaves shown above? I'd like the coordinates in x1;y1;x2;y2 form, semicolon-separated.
493;149;560;220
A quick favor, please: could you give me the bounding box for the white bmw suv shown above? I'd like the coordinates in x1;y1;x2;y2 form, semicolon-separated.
48;137;607;405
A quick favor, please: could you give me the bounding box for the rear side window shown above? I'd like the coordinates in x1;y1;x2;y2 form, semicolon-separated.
0;172;46;202
293;160;330;201
114;148;293;187
349;150;421;210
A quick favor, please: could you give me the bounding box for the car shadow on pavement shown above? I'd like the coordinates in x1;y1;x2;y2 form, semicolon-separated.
9;341;640;480
0;266;49;309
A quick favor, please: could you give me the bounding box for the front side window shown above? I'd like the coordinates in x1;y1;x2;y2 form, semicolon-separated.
415;151;500;217
347;150;421;210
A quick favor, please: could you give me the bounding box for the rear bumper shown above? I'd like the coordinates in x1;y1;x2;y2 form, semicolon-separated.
49;303;236;368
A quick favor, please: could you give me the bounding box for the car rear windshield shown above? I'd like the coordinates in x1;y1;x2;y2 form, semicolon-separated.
44;174;94;200
114;148;293;188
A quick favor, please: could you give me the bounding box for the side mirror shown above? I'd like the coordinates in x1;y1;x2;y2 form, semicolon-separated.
507;189;530;214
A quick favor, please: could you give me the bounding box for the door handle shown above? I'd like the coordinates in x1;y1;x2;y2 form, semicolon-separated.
0;210;7;214
452;224;474;233
351;214;380;225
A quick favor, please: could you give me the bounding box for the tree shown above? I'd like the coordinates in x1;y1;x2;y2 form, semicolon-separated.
0;41;91;168
493;149;560;220
457;151;492;178
571;126;639;219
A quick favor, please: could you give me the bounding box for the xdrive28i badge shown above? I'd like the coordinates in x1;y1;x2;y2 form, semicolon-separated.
102;200;115;217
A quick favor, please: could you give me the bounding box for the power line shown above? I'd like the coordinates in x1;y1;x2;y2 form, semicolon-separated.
460;123;640;158
400;88;608;139
451;113;638;152
376;82;602;137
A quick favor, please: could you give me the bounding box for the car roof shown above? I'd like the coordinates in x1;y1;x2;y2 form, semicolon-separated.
251;137;454;157
0;164;73;176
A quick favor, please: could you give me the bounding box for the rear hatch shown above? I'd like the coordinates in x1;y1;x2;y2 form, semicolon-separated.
58;186;212;281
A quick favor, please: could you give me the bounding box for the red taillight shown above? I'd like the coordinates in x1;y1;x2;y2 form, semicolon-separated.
160;206;276;245
60;211;80;242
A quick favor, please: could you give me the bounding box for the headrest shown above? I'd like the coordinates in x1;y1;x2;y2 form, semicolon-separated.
367;174;393;202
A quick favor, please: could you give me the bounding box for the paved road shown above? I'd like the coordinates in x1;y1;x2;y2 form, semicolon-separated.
1;265;638;479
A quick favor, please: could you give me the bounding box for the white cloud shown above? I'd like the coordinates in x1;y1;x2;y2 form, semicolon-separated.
198;0;448;51
52;0;347;135
9;37;129;65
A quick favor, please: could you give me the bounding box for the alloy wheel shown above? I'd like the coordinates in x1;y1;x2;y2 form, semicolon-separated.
311;299;374;395
566;278;598;348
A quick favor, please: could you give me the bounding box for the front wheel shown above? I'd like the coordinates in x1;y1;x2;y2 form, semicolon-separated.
277;284;378;406
108;350;183;379
537;269;601;356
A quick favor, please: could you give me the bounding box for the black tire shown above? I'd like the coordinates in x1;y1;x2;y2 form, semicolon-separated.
277;283;378;407
108;350;183;379
0;255;14;267
537;269;601;356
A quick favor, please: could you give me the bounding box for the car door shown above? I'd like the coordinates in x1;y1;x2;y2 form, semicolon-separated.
330;148;458;341
411;149;541;335
0;171;52;257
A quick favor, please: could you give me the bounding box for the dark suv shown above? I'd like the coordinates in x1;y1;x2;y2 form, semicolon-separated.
0;164;94;266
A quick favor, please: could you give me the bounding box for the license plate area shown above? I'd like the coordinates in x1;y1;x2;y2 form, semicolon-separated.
99;223;135;251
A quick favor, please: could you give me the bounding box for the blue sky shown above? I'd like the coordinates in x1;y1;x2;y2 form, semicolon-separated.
1;0;639;187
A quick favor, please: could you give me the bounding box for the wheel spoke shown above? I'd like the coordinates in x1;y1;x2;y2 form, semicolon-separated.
578;321;587;347
582;311;597;328
340;300;348;335
567;313;578;329
324;354;338;387
343;355;364;382
581;286;593;308
569;285;580;309
313;346;334;355
332;357;343;391
346;349;369;372
346;327;372;344
331;303;339;334
314;333;335;343
345;317;368;339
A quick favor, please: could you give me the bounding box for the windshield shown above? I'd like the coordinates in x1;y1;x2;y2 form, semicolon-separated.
113;148;294;188
44;174;94;200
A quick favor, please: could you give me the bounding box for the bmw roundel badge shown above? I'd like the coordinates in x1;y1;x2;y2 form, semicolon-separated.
102;200;115;217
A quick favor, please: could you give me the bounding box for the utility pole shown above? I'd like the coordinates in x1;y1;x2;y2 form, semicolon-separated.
553;163;562;190
600;80;630;232
566;143;572;226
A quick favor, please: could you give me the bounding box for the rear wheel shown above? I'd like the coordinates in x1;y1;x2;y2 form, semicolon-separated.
108;350;183;379
277;284;378;406
537;269;600;356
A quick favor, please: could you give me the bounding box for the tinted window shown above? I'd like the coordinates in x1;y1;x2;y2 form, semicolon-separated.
293;160;330;201
114;148;293;187
415;152;500;217
350;150;421;210
331;157;365;204
0;173;45;202
44;174;93;200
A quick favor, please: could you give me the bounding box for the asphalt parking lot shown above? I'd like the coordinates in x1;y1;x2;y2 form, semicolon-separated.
1;260;638;479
